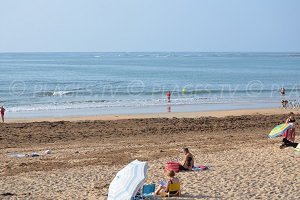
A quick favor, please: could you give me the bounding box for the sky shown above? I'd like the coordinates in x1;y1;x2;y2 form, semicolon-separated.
0;0;299;52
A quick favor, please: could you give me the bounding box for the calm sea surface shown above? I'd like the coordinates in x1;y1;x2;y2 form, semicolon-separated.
0;52;300;118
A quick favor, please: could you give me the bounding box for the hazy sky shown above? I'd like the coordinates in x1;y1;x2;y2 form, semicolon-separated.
0;0;299;52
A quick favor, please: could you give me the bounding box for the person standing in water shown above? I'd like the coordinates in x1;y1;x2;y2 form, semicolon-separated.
166;91;171;103
280;87;287;108
0;106;6;123
280;87;286;96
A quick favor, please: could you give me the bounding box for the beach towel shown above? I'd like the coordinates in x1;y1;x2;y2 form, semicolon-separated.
9;150;51;158
9;152;39;158
192;165;208;171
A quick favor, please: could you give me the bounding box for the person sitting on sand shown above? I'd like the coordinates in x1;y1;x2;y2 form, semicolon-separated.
155;170;180;196
0;106;5;123
179;148;194;171
280;112;297;149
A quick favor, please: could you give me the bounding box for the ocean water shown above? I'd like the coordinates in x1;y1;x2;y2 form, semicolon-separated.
1;52;300;118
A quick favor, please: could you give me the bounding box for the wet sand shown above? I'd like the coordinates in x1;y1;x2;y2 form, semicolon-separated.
5;108;294;123
1;109;299;199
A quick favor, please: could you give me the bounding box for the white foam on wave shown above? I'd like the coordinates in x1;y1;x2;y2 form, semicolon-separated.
52;91;73;96
7;97;238;113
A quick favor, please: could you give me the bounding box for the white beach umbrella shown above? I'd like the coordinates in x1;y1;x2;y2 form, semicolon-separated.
108;160;148;200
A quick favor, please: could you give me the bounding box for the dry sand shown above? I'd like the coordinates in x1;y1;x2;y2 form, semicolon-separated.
1;109;300;199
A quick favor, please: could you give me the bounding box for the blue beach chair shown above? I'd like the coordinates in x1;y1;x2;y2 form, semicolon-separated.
132;184;156;200
142;184;156;199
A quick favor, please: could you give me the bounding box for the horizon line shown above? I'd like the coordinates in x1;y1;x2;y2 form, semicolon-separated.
0;51;300;54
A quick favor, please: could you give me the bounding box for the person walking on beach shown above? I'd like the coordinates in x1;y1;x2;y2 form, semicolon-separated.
179;148;194;171
1;106;6;123
166;91;171;103
280;112;298;148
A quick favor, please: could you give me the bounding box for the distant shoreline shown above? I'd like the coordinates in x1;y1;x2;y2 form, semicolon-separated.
5;107;297;123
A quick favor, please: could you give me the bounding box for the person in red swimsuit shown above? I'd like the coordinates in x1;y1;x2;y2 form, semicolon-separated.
166;91;171;103
0;106;5;123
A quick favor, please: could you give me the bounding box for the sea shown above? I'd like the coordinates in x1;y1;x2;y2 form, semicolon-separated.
0;52;300;118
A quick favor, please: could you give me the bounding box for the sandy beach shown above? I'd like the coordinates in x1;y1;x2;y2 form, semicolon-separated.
1;108;299;199
2;0;300;199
